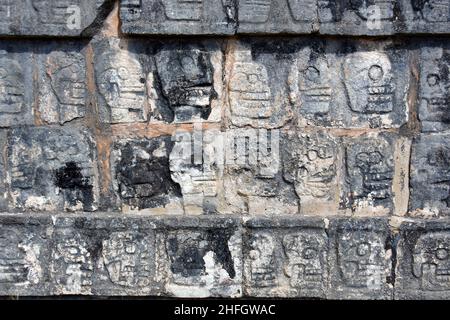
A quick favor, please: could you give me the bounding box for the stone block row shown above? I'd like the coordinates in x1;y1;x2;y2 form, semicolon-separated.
0;1;449;36
2;38;449;129
121;0;450;35
0;38;449;217
0;214;448;299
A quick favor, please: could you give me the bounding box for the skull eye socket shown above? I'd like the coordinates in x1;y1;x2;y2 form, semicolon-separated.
357;243;371;256
436;248;449;260
302;247;318;260
368;65;384;81
304;66;320;82
307;150;318;161
427;74;440;87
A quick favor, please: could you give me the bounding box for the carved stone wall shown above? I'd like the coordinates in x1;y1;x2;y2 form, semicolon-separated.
0;0;449;299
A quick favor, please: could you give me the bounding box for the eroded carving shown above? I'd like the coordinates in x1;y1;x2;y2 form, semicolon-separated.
96;47;148;123
412;232;450;291
344;135;394;209
343;52;395;115
8;127;97;212
283;230;327;291
410;134;450;213
337;230;385;289
52;230;93;294
419;47;450;132
283;131;338;202
0;56;25;116
114;137;181;211
411;0;449;22
229;47;272;128
155;46;215;122
101;232;152;287
239;0;271;23
248;233;277;287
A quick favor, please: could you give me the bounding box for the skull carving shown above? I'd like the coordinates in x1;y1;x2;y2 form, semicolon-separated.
97;50;147;123
155;47;214;122
0;56;25;114
121;0;142;21
413;232;450;291
239;0;271;23
412;0;450;22
343;52;395;114
283;230;327;290
338;230;385;288
102;232;151;287
48;53;86;109
163;0;203;21
248;233;277;287
292;132;337;199
52;233;93;294
346;137;394;204
350;0;395;21
288;0;318;22
419;48;450;129
229;48;272;126
32;0;71;25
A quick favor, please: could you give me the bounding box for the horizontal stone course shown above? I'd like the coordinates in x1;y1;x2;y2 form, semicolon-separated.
0;214;448;299
119;0;450;35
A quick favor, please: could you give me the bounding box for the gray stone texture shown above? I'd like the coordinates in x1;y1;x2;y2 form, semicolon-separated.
395;219;450;299
0;0;449;300
0;0;115;36
119;0;450;35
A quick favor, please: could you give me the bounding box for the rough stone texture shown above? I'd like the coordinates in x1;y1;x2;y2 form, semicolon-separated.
0;0;449;300
409;133;450;217
328;218;393;299
243;217;328;298
93;37;224;124
120;0;236;35
7;127;99;212
395;219;450;300
119;0;450;35
0;0;115;36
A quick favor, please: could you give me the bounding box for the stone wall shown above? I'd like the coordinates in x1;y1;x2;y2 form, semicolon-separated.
0;0;449;299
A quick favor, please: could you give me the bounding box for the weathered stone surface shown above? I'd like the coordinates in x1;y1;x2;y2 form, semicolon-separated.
155;216;242;297
244;217;328;298
94;38;224;124
36;43;88;124
329;218;393;299
111;136;183;214
395;219;450;299
0;215;52;296
120;0;236;35
51;216;159;296
0;48;34;127
409;133;450;217
0;0;114;36
341;133;397;215
418;45;450;132
222;128;299;215
170;128;224;214
283;129;341;215
7;127;99;212
237;0;450;35
227;39;409;129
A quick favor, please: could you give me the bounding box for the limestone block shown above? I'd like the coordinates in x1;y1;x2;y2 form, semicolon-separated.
409;133;450;217
243;217;328;298
7;127;99;212
0;0;114;36
120;0;236;35
395;219;450;299
328;218;393;299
